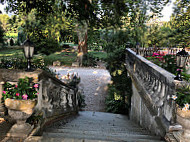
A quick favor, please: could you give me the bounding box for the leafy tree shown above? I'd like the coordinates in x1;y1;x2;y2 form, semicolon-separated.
170;0;190;47
0;14;10;32
0;22;5;44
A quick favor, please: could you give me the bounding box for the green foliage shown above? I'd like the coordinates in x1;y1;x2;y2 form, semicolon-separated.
0;56;26;69
176;86;190;108
0;47;77;67
33;38;61;55
106;43;132;114
88;51;107;61
2;77;39;101
146;53;177;74
82;53;97;67
181;72;190;82
0;23;4;44
78;92;86;109
162;55;177;74
105;84;130;114
26;113;43;125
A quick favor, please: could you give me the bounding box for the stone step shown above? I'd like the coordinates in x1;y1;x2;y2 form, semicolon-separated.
44;127;150;135
62;121;142;128
26;136;165;142
42;132;163;142
42;111;164;142
46;124;147;131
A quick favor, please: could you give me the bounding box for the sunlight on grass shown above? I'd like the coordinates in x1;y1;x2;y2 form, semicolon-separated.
0;48;77;66
89;51;107;60
0;49;24;58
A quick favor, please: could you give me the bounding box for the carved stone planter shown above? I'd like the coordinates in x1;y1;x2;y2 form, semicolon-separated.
5;98;37;138
176;108;190;142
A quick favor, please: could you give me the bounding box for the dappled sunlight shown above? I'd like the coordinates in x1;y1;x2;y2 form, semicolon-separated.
94;93;98;96
104;86;108;91
96;86;100;91
93;71;98;74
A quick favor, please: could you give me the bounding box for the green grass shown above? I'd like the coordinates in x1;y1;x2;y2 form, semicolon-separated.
0;48;24;58
0;47;77;66
43;51;77;66
89;51;107;60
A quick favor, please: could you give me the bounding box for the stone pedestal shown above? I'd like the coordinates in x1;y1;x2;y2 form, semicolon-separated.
7;123;34;138
5;99;36;139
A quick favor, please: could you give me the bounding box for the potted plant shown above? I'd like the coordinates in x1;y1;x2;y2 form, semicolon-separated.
2;77;39;138
172;86;190;141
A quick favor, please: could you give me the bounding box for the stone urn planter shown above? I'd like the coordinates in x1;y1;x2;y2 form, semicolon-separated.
5;98;37;138
176;107;190;142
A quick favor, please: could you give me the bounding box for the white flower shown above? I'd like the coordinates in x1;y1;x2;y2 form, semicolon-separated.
184;103;190;109
182;107;188;111
172;95;177;100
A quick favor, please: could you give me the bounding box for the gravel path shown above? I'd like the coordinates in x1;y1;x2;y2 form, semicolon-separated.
51;67;111;112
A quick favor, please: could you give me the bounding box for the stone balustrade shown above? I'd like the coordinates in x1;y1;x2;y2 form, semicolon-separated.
125;48;176;137
132;47;180;57
0;69;79;139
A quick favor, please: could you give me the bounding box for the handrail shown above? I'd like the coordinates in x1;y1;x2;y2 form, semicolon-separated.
126;48;176;136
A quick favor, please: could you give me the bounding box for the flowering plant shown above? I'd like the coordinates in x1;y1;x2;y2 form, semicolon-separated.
2;77;39;101
172;86;190;111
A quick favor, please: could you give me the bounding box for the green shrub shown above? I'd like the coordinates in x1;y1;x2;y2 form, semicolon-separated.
82;53;97;67
33;38;61;55
106;45;132;114
78;91;86;109
0;24;4;44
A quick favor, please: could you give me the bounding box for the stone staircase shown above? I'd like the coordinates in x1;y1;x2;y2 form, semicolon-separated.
26;111;165;142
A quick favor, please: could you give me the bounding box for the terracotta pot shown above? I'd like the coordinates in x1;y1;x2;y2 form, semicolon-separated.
176;108;190;142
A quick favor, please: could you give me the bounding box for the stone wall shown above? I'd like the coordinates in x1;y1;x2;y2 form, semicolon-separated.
125;49;176;137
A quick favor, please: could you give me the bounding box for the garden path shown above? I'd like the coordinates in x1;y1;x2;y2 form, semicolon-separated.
51;67;111;112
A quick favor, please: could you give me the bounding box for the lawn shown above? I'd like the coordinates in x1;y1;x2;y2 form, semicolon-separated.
89;51;107;60
0;47;77;66
0;48;24;58
0;46;108;67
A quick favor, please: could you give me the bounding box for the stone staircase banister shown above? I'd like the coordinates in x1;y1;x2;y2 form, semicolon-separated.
0;69;78;119
33;69;78;121
125;48;176;137
0;69;79;140
37;70;75;90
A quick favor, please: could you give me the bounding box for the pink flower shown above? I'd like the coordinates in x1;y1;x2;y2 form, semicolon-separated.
34;84;39;88
15;85;18;88
16;93;19;96
177;69;182;71
37;93;39;95
3;91;6;94
22;94;28;100
153;53;159;56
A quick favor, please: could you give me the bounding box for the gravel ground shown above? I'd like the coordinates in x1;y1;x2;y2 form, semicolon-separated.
51;67;111;112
